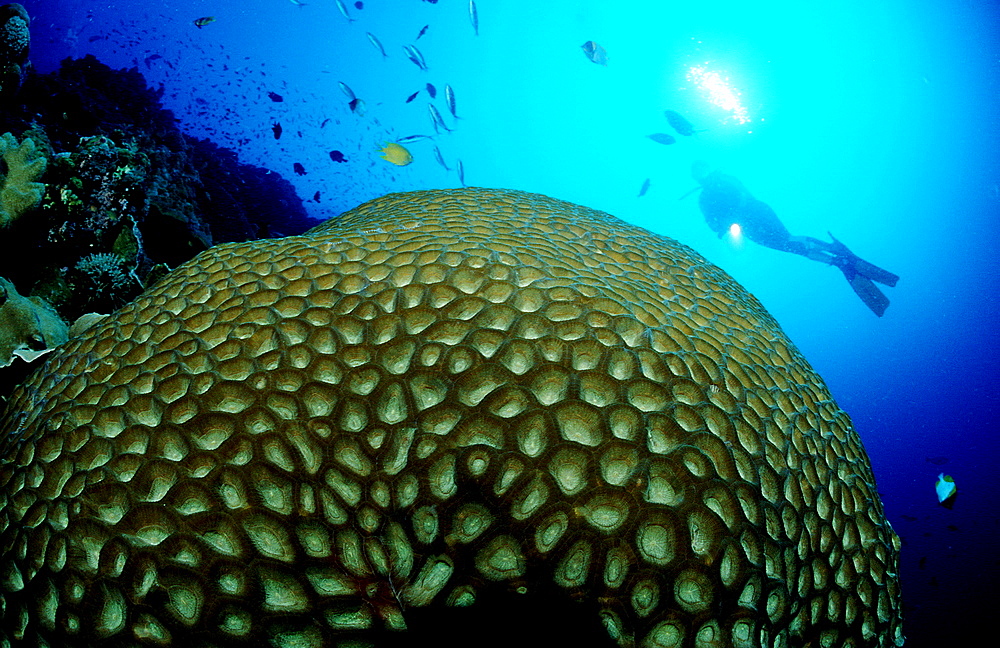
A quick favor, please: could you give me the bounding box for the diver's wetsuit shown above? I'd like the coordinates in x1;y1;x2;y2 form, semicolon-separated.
693;167;900;316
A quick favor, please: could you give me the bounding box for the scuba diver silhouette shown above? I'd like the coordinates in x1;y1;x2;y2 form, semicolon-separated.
690;161;899;316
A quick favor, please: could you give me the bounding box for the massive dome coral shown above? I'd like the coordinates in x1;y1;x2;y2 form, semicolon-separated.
0;188;902;648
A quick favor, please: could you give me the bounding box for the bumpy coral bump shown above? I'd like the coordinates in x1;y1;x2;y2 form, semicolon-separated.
0;188;903;647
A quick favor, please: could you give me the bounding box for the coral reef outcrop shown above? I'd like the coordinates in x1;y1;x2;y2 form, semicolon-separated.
0;54;318;338
0;4;29;98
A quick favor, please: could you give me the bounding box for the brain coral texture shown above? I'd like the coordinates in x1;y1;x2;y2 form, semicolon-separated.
0;188;902;648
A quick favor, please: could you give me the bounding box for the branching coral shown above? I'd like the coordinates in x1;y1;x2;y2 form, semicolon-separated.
73;252;132;297
0;131;46;228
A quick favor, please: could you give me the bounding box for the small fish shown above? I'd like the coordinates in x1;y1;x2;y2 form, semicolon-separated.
379;142;413;166
193;16;216;29
366;33;387;58
637;178;651;197
88;35;105;42
664;110;697;136
143;54;163;68
926;456;950;466
405;90;420;103
271;122;282;139
267;91;284;102
313;191;321;202
444;84;459;119
289;0;307;6
349;98;366;116
935;473;957;509
329;150;347;163
354;1;363;8
416;24;429;40
432;145;450;171
293;162;307;176
426;83;437;99
320;118;331;128
581;40;608;66
334;0;355;22
403;45;428;71
647;133;677;145
428;103;452;133
457;159;466;186
469;1;479;36
338;82;356;101
397;134;432;144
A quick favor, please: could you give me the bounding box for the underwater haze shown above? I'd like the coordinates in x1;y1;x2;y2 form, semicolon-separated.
24;0;1000;645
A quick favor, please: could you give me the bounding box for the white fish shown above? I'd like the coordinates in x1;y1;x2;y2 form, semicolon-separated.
334;0;355;22
403;45;428;71
338;82;356;101
444;84;459;119
428;103;452;133
469;1;479;36
366;33;387;58
432;145;450;171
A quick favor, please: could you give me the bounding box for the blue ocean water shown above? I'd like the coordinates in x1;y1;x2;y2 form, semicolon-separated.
23;0;999;644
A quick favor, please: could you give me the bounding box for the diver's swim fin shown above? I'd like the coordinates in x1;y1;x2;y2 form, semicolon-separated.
845;272;891;317
827;232;900;286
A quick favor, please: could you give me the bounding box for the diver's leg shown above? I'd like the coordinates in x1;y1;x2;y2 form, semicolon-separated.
827;233;900;287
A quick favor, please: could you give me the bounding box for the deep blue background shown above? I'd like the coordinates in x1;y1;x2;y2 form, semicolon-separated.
22;1;1000;645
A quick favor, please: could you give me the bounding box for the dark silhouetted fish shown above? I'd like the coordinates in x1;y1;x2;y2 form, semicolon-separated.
313;191;321;202
397;134;432;144
271;122;282;139
293;162;306;176
664;110;697;136
647;133;676;145
637;178;651;197
426;83;437;98
926;456;949;466
405;90;420;103
416;25;429;40
329;150;347;163
267;91;283;102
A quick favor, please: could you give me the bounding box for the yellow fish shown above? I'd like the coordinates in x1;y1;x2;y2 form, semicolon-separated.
378;142;413;166
193;16;216;29
581;40;608;65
